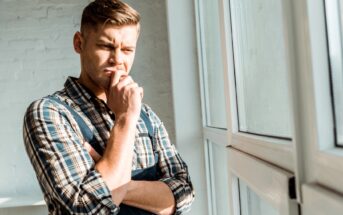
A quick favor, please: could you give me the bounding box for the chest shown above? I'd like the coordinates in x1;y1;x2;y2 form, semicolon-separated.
79;107;157;170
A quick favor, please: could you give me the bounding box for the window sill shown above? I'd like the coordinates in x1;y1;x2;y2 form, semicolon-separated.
0;194;45;208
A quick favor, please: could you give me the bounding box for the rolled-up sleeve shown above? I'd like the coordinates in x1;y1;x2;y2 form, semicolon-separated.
23;99;118;214
145;105;195;214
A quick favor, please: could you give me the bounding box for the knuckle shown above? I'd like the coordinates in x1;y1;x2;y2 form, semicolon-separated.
125;75;132;82
123;85;130;92
114;84;121;91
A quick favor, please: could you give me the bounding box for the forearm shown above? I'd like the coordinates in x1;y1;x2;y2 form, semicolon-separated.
122;180;175;215
95;114;137;205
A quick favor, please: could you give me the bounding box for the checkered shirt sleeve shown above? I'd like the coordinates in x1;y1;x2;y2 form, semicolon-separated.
23;98;119;215
143;105;195;215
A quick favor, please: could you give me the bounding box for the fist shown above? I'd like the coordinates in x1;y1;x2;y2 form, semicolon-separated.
105;71;143;120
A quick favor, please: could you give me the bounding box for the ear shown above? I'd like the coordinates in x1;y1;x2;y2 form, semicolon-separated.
73;31;83;53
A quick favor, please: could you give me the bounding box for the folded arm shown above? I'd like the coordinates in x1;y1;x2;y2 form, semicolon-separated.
89;106;195;214
23;99;119;214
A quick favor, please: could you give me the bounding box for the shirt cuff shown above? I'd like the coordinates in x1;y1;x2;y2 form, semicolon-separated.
159;177;194;215
82;169;120;214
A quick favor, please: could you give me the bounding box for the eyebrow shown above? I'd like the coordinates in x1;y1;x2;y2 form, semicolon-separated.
96;38;113;44
96;40;136;49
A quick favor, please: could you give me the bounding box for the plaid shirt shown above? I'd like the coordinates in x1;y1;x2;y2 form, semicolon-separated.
23;77;194;215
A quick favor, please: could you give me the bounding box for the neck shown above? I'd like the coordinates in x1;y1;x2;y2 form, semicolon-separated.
78;73;107;102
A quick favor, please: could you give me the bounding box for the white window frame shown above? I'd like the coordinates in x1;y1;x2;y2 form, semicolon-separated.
227;147;298;215
196;0;302;214
219;0;296;172
306;0;343;191
195;0;231;213
302;183;343;215
196;0;343;213
204;134;229;215
218;0;302;213
287;0;343;212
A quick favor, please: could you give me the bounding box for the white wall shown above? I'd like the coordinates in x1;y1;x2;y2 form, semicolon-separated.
0;1;90;213
0;0;178;214
166;0;208;214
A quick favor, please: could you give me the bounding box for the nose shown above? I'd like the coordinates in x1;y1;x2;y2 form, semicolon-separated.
109;49;124;65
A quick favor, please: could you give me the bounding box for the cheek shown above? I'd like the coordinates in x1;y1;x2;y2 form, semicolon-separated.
94;50;110;64
125;54;136;69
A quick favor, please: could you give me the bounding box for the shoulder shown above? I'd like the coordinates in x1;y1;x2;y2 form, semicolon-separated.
24;94;68;124
141;103;162;125
26;95;59;114
25;97;54;115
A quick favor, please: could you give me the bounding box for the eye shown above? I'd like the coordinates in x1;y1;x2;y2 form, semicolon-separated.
98;44;114;50
123;48;134;53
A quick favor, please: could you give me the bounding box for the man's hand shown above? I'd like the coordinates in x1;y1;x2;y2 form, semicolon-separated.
93;71;143;206
84;142;101;162
105;71;143;122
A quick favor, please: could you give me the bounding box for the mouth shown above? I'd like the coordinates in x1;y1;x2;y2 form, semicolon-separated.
103;68;125;76
104;69;114;76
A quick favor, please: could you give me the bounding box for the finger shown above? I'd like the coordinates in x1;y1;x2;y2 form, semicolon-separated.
122;82;139;92
117;76;135;89
138;87;144;99
110;71;127;89
133;87;144;100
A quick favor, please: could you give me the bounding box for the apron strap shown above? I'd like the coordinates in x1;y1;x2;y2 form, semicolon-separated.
48;95;157;153
139;110;157;151
47;95;104;155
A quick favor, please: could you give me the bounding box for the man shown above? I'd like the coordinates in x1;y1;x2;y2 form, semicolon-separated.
23;0;194;214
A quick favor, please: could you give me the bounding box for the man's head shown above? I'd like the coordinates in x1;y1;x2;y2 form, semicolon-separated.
74;0;141;97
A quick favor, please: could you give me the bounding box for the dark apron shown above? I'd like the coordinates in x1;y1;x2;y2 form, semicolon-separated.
118;151;160;215
49;96;160;215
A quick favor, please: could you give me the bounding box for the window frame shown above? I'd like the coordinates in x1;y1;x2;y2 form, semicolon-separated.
302;184;343;215
204;136;230;215
196;0;343;213
194;0;231;213
227;147;299;215
288;0;343;200
324;0;343;147
220;0;296;171
196;0;302;214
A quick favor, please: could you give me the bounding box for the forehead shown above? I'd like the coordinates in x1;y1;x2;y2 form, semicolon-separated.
87;24;139;43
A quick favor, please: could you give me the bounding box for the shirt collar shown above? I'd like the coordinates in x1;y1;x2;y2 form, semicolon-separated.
64;76;99;106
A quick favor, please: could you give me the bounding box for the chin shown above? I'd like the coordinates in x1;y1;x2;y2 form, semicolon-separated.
100;79;110;90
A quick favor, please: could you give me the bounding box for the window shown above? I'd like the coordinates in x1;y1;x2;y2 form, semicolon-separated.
325;0;343;146
230;0;292;139
239;179;279;215
205;140;230;215
225;0;294;171
227;148;298;215
196;0;343;214
197;0;227;129
195;0;230;214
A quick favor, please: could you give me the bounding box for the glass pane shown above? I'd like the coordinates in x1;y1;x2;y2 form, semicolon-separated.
230;0;292;138
325;0;343;146
209;141;230;215
239;179;279;215
201;0;227;129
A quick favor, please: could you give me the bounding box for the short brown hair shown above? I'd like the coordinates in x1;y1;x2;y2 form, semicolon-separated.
81;0;140;32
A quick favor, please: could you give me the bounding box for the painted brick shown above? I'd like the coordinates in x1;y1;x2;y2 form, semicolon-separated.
0;1;174;214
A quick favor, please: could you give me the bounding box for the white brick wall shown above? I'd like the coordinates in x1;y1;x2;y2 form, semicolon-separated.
0;0;174;213
0;1;91;213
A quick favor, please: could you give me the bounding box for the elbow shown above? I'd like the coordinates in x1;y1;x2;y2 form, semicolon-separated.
175;187;195;214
